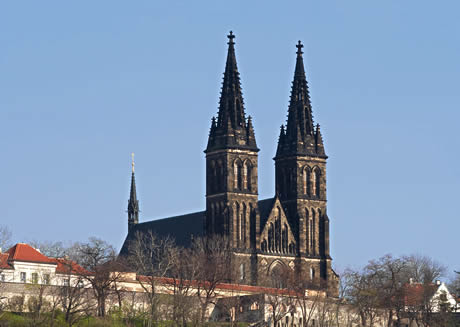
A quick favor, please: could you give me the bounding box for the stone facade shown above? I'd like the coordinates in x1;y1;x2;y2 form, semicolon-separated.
121;33;338;296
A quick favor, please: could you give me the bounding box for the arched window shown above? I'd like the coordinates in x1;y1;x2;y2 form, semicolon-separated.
311;209;316;255
233;160;244;190
288;243;295;254
242;203;247;245
310;267;315;280
245;161;252;191
234;161;238;190
303;167;311;195
314;168;321;198
239;263;245;281
270;263;286;288
237;163;243;190
282;224;288;253
261;239;267;252
306;208;311;254
235;202;241;244
268;223;274;252
275;218;281;253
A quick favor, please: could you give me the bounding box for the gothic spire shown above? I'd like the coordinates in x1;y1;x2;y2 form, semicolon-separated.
206;31;258;152
128;153;139;231
276;41;325;158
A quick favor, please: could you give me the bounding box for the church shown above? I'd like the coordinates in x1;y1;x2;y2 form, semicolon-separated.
120;32;338;295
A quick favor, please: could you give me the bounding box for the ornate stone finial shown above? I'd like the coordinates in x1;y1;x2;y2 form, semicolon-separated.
296;40;304;55
227;31;235;45
131;152;135;173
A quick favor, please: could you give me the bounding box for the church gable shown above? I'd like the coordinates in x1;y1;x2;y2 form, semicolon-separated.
259;198;296;255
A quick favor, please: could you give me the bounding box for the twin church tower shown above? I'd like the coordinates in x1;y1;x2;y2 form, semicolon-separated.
121;32;338;294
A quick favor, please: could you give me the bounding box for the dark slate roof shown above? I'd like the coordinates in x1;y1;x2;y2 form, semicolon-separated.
119;211;205;256
119;197;276;256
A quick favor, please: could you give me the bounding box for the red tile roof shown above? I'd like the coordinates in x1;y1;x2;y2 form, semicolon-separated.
403;283;438;306
53;258;89;276
6;243;57;265
0;253;12;270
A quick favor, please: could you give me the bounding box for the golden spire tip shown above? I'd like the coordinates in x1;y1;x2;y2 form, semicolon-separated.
131;152;135;173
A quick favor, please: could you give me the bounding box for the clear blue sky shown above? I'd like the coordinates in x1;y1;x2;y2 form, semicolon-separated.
1;1;459;276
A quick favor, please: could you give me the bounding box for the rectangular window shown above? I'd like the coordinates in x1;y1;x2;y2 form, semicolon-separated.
20;272;26;283
63;278;70;286
43;274;50;285
31;272;38;284
0;274;5;282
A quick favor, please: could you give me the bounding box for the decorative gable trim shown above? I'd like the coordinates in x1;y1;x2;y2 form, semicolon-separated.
259;197;296;255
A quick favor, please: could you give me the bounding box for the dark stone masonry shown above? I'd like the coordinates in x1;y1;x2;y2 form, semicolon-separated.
120;32;339;296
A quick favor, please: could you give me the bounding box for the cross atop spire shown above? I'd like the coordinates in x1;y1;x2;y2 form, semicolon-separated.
227;31;235;45
296;40;304;55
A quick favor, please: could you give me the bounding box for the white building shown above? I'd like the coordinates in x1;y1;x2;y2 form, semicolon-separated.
0;243;88;287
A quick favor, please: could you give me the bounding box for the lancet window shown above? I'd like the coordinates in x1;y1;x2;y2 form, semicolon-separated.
260;207;294;254
244;160;252;191
234;159;244;191
313;167;321;198
303;166;312;196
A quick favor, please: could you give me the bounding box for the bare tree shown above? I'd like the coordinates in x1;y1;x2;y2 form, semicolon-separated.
76;237;120;317
401;254;449;327
0;254;7;313
287;272;322;327
258;265;294;327
342;268;383;327
0;225;12;311
316;296;336;327
56;259;94;326
265;292;293;327
331;271;360;327
127;230;176;326
0;225;12;251
449;271;460;296
168;246;200;326
343;254;450;327
365;254;407;327
28;240;81;260
191;235;233;324
403;254;446;284
25;270;57;326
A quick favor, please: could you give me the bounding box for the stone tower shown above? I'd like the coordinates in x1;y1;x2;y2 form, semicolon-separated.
274;41;332;286
205;32;259;252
